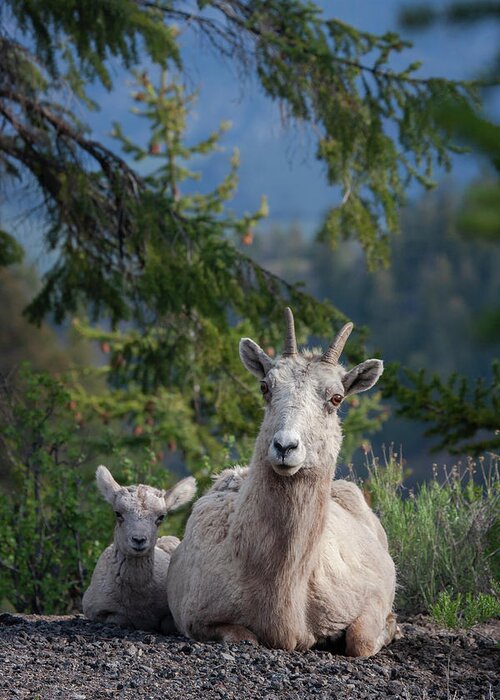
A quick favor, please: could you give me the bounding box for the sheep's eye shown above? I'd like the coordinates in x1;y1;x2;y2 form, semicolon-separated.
156;514;166;524
260;381;269;396
330;394;343;407
115;511;124;521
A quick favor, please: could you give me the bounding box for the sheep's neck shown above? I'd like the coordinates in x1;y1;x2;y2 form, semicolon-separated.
113;549;155;591
235;451;332;590
232;451;332;648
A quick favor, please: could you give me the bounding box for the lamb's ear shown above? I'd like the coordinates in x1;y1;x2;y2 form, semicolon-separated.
239;338;274;379
342;359;384;396
96;465;122;504
164;476;196;512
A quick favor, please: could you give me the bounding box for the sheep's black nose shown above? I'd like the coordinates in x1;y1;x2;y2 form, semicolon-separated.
273;439;299;459
132;536;147;546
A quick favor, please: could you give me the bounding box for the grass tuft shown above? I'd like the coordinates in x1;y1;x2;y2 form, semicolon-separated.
361;447;499;622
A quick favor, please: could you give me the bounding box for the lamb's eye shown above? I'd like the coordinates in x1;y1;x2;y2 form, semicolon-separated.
260;381;269;396
330;394;343;407
156;514;166;525
115;511;123;521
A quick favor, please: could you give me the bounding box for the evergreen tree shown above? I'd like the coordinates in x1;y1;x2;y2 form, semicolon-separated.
1;0;477;280
1;0;497;614
0;0;486;467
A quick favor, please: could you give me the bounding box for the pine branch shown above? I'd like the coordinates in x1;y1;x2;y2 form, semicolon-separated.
382;362;500;455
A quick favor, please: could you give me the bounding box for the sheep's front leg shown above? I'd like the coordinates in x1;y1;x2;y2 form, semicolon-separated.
345;611;400;657
202;623;259;645
97;611;132;629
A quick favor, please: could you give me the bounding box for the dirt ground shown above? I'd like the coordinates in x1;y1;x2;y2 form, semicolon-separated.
0;612;497;699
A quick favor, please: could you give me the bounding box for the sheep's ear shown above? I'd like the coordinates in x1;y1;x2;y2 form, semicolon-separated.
342;359;384;397
96;465;122;504
239;338;274;379
164;476;196;512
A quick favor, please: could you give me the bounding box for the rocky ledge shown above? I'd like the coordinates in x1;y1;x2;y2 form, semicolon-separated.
0;613;498;699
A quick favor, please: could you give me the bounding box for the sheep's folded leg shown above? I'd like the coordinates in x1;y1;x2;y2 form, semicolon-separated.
203;623;259;645
97;611;132;628
345;611;400;657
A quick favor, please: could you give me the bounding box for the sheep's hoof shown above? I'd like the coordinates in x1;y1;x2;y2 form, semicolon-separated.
345;617;379;657
215;623;259;645
345;611;400;657
387;612;402;641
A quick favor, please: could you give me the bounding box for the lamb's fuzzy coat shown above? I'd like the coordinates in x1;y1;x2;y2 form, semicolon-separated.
83;467;196;633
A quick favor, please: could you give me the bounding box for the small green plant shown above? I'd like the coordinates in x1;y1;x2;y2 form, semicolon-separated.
0;364;252;614
0;365;217;614
365;447;499;615
430;590;500;629
429;591;463;629
0;365;109;613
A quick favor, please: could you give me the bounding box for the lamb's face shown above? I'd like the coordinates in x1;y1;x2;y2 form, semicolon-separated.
112;486;167;557
95;467;197;557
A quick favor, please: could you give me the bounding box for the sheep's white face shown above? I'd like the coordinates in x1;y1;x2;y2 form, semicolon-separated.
240;316;383;478
257;355;348;476
95;467;196;557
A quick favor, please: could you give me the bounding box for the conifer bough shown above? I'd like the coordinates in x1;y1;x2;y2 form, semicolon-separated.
0;0;483;459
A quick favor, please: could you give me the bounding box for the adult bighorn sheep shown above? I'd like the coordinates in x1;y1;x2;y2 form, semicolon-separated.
167;309;398;656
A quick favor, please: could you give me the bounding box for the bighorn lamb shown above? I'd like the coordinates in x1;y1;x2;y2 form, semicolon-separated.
83;466;196;633
167;309;398;655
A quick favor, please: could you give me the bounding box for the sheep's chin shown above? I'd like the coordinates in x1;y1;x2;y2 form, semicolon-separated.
127;546;151;557
271;463;303;477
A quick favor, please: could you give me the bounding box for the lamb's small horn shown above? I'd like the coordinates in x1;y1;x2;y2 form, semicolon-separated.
321;322;354;365
282;307;298;357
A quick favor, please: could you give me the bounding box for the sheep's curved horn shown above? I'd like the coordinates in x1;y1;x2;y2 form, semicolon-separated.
282;307;298;357
321;322;354;365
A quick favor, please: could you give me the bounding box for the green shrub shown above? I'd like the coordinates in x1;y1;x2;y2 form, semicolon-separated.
430;590;500;629
2;365;498;620
0;366;191;614
365;448;499;616
0;366;108;612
